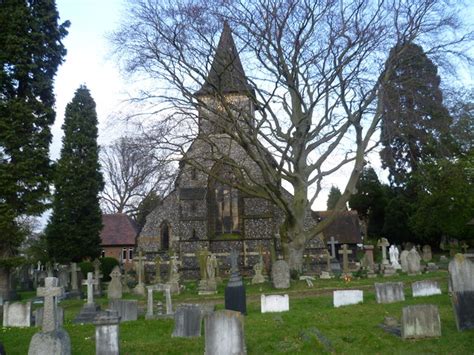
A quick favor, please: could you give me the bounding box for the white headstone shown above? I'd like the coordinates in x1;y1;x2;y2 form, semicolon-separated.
2;301;32;327
261;294;289;313
333;290;363;308
412;280;442;297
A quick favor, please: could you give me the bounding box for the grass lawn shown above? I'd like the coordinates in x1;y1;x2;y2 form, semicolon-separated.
2;271;473;354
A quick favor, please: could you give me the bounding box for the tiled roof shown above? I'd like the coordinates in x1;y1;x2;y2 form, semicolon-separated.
195;22;254;96
100;213;138;246
313;210;363;244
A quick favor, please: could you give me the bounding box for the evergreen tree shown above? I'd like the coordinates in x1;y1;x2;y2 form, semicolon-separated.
379;42;452;187
0;0;68;265
327;186;344;210
46;86;104;262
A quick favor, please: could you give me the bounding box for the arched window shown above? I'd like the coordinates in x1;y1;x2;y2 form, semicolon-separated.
215;184;240;234
161;222;170;250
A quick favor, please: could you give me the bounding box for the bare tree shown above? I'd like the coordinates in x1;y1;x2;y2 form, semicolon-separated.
112;0;472;270
100;136;175;217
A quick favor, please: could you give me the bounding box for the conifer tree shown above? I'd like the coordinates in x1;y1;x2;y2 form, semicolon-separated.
46;86;104;262
0;0;68;271
327;186;344;210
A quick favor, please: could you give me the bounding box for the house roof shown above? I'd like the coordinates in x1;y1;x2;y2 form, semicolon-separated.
313;210;363;244
100;213;138;246
195;22;254;97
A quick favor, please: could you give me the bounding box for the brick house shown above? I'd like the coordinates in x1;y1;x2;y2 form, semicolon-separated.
100;213;138;270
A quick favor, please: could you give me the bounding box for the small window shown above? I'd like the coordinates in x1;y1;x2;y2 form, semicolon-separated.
128;248;133;261
122;248;127;261
191;167;197;180
101;249;105;258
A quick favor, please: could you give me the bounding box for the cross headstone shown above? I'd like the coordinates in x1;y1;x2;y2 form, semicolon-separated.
338;244;353;274
327;237;339;259
37;277;63;332
92;259;103;297
133;250;146;296
322;249;331;272
377;238;390;265
154;256;162;283
70;262;80;291
82;272;99;305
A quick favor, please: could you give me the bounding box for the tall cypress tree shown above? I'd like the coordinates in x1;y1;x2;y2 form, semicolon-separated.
379;42;451;187
0;1;68;266
46;86;104;262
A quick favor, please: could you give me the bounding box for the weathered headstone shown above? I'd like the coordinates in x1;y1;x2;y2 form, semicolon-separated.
333;290;363;308
327;237;339;259
400;250;409;272
205;310;246;355
2;301;32;327
167;254;182;294
448;254;474;331
422;245;432;262
133;250;146;296
92;259;103;297
28;277;71;355
375;282;405;304
172;304;203;338
199;253;218;294
271;259;290;289
261;294;289;313
34;306;64;328
107;266;123;299
93;310;120;355
73;272;100;324
406;249;422;275
69;262;81;299
377;238;390;265
401;304;441;339
225;249;247;315
412;280;441;297
57;266;70;290
338;244;352;274
109;299;138;322
154;256;162;283
251;255;265;285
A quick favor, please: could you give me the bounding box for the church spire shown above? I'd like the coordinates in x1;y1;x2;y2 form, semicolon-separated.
195;22;253;96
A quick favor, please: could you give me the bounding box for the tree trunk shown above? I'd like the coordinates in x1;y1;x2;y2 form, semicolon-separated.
0;266;11;301
287;244;305;273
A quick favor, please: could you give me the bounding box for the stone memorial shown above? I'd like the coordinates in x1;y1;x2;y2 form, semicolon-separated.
225;249;247;315
205;310;246;355
34;306;64;328
422;245;432;262
327;236;339;259
28;277;71;355
271;259;290;289
154;256;162;283
107;266;123;299
400;250;409;273
92;259;103;297
199;253;218;295
69;262;81;299
133;251;146;296
412;280;441;297
375;282;405;304
333;290;363;308
2;301;32;327
251;255;266;285
172;304;203;338
401;304;441;339
448;254;474;331
377;238;390;265
389;245;401;270
261;294;289;313
167;255;182;294
73;272;100;324
109;299;138;322
93;310;120;355
406;249;422;275
361;245;375;271
57;266;70;290
146;284;173;319
338;244;352;275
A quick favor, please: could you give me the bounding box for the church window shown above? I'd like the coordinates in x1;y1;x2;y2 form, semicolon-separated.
215;185;240;234
191;167;197;180
161;222;170;250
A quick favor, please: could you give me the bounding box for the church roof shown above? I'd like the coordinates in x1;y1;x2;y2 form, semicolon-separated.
313;210;363;245
195;22;254;96
100;213;138;246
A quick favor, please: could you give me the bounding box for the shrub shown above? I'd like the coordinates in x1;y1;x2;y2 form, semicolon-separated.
79;261;93;276
100;257;119;281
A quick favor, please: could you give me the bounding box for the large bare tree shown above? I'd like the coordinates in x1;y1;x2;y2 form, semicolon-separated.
112;0;472;270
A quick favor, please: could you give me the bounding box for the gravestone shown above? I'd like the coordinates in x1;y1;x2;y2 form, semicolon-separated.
93;310;120;355
412;280;441;297
73;272;100;324
34;306;64;328
251;255;266;285
271;259;290;289
401;304;441;339
338;244;352;274
422;245;432;262
377;238;390;265
2;301;32;327
133;251;146;296
167;254;182;294
28;277;71;355
389;245;401;270
225;249;247;315
400;250;409;272
406;249;422;275
154;256;162;283
261;294;289;313
362;245;375;271
205;310;246;355
199;253;218;295
107;266;123;299
109;299;138;322
57;266;70;290
375;282;405;304
172;304;203;337
448;254;474;331
146;284;173;319
69;262;81;299
92;259;103;297
333;290;363;308
327;237;339;259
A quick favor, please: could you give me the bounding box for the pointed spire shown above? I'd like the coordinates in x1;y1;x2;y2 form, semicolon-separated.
195;22;253;96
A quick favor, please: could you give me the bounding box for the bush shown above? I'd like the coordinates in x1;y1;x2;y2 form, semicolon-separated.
100;257;119;281
79;261;93;276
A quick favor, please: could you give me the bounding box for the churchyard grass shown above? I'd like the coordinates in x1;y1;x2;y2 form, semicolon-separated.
3;271;473;354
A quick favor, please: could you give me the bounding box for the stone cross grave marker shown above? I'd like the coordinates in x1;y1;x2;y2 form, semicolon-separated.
338;244;352;274
83;272;98;304
92;259;103;297
154;256;162;283
37;277;63;332
327;237;339;259
133;250;146;296
377;238;390;265
70;262;80;291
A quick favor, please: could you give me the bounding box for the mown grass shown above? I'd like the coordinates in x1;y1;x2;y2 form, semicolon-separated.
2;271;473;354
